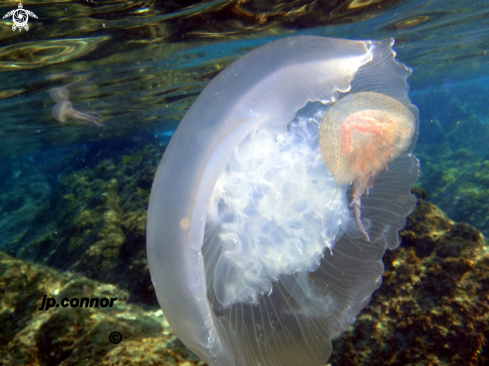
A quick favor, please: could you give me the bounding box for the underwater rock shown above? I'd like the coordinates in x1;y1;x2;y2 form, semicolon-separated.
329;190;489;365
415;143;489;237
2;193;487;365
408;82;489;239
0;251;203;366
410;84;489;238
9;141;162;305
6;135;489;365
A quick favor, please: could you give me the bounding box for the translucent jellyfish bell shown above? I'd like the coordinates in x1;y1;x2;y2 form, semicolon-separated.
147;36;419;366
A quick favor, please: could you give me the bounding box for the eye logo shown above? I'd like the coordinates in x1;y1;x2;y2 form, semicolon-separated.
3;3;38;32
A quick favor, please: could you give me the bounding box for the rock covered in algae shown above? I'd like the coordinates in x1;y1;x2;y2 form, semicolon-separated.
415;143;489;237
4;141;163;305
0;250;203;366
2;129;489;364
411;85;489;238
2;187;488;365
328;188;489;365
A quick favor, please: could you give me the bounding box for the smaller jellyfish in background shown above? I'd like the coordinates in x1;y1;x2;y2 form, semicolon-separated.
48;79;103;126
52;99;103;126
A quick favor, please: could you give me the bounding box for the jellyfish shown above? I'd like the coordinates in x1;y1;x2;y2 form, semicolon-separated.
146;36;419;366
52;100;103;126
48;83;103;126
319;91;416;241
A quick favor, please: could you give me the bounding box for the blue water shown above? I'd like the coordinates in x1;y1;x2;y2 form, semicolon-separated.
1;0;488;364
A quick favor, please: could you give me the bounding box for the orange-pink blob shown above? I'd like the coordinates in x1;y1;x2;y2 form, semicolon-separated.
319;92;416;241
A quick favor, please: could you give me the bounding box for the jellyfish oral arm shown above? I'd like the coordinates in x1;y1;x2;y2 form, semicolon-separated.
353;198;370;242
69;109;103;126
351;174;377;242
188;117;262;250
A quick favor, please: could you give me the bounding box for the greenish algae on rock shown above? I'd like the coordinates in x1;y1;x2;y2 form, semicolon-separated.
415;143;489;237
412;86;489;238
2;187;488;365
8;142;162;306
2;125;488;364
0;251;203;366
